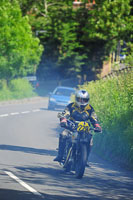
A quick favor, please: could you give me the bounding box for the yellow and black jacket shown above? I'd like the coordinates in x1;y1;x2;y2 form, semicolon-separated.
63;102;100;128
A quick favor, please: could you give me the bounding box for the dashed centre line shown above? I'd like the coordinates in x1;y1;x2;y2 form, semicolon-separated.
21;111;30;114
10;112;19;115
0;109;41;118
32;109;40;112
0;114;9;117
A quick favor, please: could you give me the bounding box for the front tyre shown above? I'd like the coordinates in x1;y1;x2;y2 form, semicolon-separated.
63;147;72;172
75;144;87;179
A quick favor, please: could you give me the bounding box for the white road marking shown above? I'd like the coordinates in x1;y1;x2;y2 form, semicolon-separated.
0;114;9;117
32;109;40;112
0;108;41;118
5;171;42;196
21;111;30;114
10;112;19;115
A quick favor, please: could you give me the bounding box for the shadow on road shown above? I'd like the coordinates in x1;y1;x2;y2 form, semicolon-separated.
1;158;133;200
0;144;57;156
1;146;133;199
0;189;43;200
12;160;133;200
0;188;104;200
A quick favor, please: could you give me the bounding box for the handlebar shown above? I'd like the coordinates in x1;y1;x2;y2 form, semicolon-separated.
58;112;95;132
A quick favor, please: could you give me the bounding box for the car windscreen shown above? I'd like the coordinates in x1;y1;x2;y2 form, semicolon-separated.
54;88;75;96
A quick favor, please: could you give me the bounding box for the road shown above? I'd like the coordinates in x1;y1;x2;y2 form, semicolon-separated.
0;98;133;200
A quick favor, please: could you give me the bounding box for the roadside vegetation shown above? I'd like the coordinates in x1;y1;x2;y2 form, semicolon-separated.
0;79;36;101
0;0;43;81
0;0;132;82
0;0;42;101
79;70;133;169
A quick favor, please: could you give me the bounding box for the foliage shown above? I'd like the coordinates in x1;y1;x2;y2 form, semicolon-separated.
0;78;35;101
0;80;12;100
79;70;133;169
0;0;43;80
86;0;132;53
16;0;132;80
26;0;86;78
9;78;35;98
124;42;133;66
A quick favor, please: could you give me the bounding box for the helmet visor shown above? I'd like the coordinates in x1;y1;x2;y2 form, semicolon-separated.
76;97;89;104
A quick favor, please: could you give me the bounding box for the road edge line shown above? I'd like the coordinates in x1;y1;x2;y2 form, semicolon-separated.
4;171;42;196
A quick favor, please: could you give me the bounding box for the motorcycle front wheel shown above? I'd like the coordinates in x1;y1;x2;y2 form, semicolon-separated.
75;143;87;179
63;146;72;172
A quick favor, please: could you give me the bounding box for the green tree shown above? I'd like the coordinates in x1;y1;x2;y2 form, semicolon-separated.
85;0;132;55
16;0;132;80
23;0;88;79
0;0;43;80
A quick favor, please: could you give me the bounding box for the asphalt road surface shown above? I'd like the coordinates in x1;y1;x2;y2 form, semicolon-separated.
0;98;133;200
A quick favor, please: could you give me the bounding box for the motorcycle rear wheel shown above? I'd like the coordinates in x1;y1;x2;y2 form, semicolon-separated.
75;144;87;179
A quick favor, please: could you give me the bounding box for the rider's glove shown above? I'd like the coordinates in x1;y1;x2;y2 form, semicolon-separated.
68;123;75;131
60;117;67;128
94;124;102;133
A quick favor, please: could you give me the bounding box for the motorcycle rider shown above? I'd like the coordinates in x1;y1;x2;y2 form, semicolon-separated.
54;89;102;162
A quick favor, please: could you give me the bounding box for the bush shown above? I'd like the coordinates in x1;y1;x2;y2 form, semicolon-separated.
79;70;133;169
0;80;12;100
9;78;35;99
0;78;36;101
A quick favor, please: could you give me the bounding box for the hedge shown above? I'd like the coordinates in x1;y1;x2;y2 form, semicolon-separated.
79;69;133;169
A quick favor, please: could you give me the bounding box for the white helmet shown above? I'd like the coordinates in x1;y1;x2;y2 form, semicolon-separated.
75;90;90;107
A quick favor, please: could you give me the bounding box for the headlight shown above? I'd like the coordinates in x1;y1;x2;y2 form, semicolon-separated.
50;97;56;102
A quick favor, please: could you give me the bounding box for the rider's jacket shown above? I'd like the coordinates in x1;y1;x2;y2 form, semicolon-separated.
62;102;100;128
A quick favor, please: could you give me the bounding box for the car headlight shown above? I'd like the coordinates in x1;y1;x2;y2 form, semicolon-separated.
50;97;56;102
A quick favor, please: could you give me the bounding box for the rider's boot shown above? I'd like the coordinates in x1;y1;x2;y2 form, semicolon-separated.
54;136;66;162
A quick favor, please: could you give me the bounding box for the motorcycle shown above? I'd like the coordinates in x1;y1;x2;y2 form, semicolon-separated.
58;113;93;179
